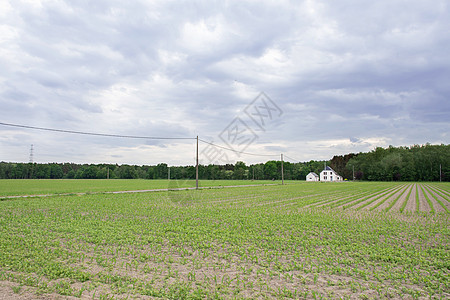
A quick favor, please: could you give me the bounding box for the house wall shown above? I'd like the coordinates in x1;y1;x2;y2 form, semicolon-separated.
320;170;342;182
306;174;319;181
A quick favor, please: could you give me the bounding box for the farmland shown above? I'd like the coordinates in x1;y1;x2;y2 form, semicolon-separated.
0;181;449;299
0;179;282;197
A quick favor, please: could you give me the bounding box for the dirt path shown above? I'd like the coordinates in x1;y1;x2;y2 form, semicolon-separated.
389;184;414;212
404;184;417;213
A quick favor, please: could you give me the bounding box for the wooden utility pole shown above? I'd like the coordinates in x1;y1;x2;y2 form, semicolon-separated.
440;164;442;182
168;167;170;181
196;136;199;189
281;154;284;185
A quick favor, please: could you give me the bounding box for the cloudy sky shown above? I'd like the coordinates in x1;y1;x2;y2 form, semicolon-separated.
1;0;449;166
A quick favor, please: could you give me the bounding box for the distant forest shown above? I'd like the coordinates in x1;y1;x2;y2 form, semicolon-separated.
0;144;448;181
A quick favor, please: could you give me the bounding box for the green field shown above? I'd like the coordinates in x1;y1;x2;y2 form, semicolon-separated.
0;179;282;197
0;181;449;299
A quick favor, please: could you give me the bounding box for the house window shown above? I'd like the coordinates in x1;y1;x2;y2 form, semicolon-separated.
323;172;327;175
324;176;327;180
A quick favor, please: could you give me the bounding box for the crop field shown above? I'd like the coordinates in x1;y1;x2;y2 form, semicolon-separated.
0;179;280;197
0;181;449;299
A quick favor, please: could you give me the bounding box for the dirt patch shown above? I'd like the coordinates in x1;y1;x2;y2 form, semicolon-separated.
0;281;79;300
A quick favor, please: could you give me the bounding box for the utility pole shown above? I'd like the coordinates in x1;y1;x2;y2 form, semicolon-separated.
196;136;199;189
168;167;170;181
253;168;255;181
107;168;109;179
281;154;284;185
440;164;442;182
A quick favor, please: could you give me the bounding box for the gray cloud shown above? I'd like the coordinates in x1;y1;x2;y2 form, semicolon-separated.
0;0;448;164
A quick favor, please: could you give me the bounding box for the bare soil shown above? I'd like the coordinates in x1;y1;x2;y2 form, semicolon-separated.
425;185;450;208
375;185;409;211
390;184;414;212
359;185;405;211
404;184;417;212
417;185;431;212
422;186;448;213
347;187;397;210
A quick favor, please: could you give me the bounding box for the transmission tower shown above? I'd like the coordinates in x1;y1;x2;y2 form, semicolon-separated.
29;144;34;163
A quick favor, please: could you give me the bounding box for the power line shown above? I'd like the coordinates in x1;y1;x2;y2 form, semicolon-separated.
0;122;195;140
198;138;279;157
1;121;295;159
284;154;301;162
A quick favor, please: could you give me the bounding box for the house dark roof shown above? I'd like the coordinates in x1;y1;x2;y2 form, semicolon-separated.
308;172;319;177
324;166;333;171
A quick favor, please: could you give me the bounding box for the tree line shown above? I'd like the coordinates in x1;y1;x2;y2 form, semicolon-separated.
0;144;448;181
329;144;449;181
0;160;327;181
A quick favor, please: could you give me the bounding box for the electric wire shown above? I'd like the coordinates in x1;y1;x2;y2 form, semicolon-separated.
0;121;298;159
0;122;195;140
284;154;301;162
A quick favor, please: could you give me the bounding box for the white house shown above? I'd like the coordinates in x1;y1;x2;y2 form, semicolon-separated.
306;172;319;181
320;166;343;182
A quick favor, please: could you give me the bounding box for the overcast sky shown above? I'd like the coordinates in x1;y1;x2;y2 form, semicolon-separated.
1;0;449;166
